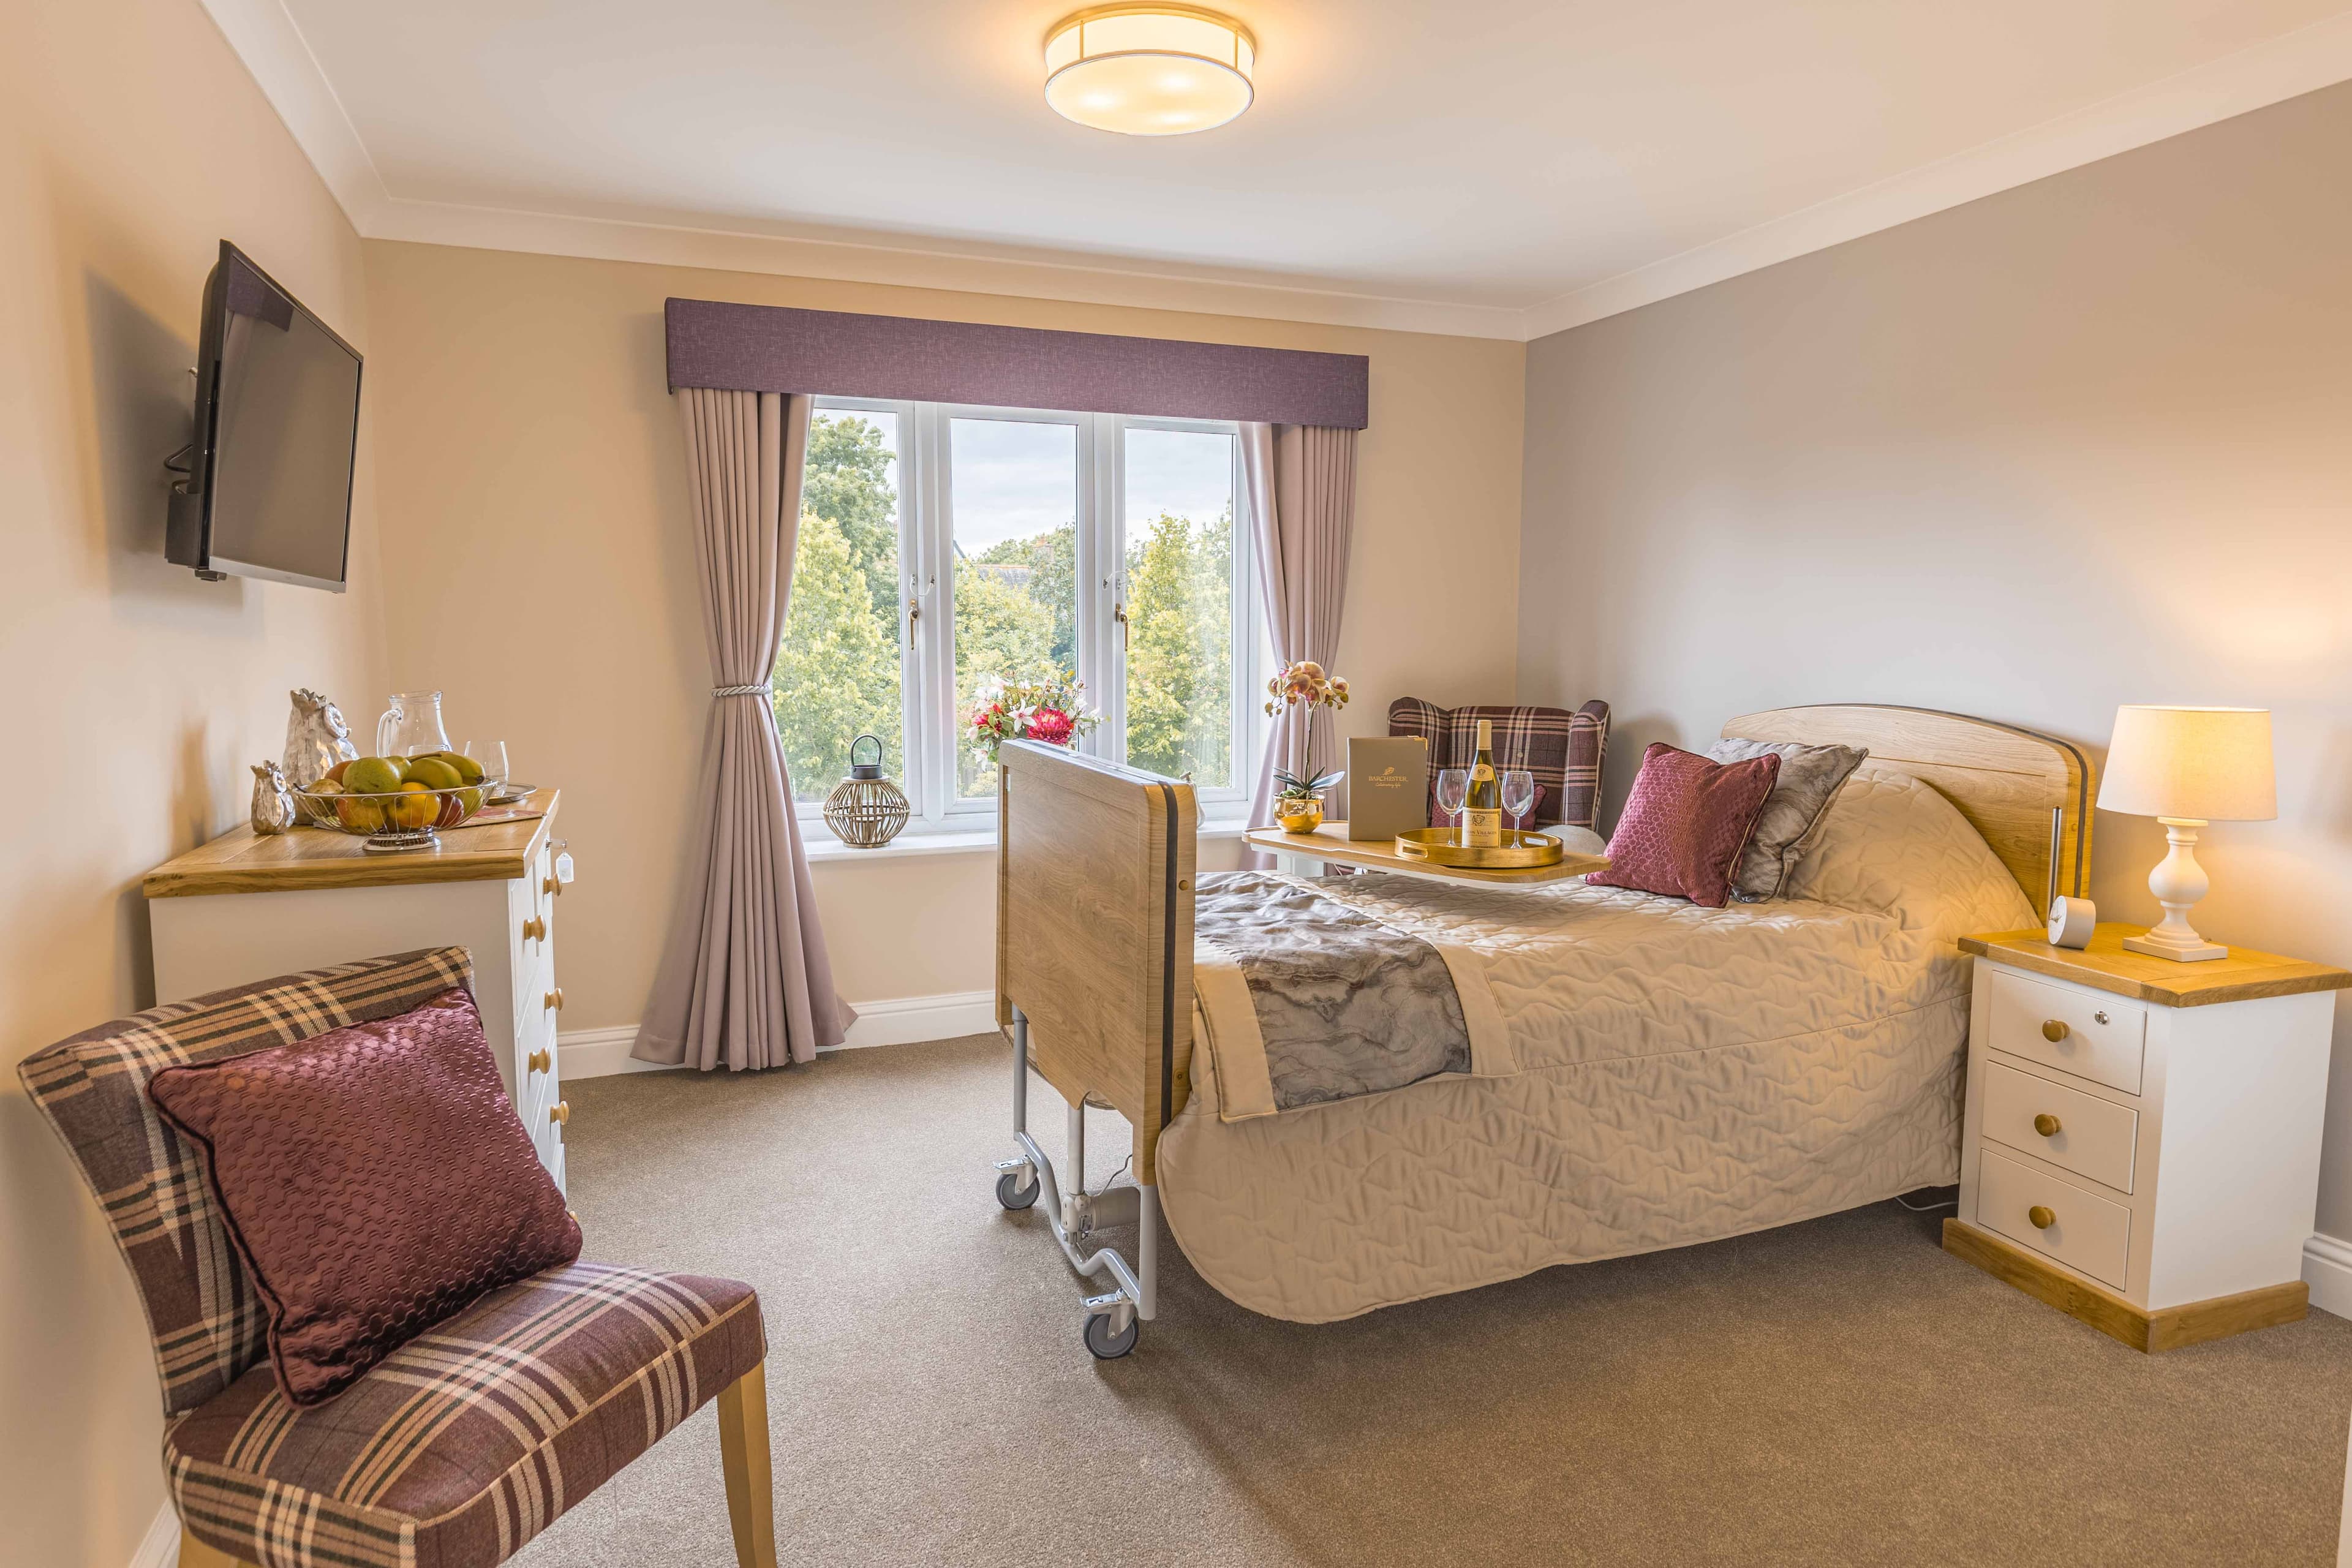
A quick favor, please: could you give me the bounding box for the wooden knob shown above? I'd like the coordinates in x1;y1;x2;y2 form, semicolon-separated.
2033;1113;2061;1137
545;988;565;1012
543;875;563;895
549;1101;570;1126
2027;1205;2055;1230
2040;1019;2070;1042
522;916;546;941
527;1047;551;1074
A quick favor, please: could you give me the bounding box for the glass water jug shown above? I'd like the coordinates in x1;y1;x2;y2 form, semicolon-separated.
376;691;452;758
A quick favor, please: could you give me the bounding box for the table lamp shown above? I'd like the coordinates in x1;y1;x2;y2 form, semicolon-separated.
2095;706;2275;962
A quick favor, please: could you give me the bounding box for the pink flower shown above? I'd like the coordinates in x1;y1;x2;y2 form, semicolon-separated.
1025;707;1074;746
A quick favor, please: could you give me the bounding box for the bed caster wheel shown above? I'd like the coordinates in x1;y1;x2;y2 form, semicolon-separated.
1083;1311;1139;1360
995;1170;1040;1210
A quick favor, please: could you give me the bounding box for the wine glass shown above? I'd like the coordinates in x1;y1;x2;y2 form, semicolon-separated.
1434;768;1470;846
463;740;510;794
1501;769;1537;843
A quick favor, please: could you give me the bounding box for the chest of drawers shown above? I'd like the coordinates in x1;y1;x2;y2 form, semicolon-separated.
1948;924;2350;1351
142;791;574;1190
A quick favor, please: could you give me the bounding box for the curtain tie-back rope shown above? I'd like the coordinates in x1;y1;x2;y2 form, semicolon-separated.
712;683;774;699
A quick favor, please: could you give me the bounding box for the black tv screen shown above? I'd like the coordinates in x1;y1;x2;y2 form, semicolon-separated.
167;241;362;591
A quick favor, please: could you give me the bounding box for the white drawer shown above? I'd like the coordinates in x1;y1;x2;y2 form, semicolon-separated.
1982;1060;2138;1194
1977;1148;2131;1289
1986;968;2146;1095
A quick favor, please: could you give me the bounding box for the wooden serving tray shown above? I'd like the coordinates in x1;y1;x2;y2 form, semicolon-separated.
1242;821;1609;888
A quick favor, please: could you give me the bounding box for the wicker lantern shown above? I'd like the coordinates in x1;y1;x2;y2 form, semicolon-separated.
823;734;910;848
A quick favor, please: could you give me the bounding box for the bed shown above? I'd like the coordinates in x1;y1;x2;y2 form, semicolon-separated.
992;704;2094;1356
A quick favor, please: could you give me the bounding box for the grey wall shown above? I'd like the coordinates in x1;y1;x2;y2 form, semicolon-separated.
1518;81;2352;1235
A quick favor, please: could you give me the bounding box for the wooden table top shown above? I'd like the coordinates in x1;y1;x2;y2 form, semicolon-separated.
143;790;560;899
1243;821;1610;887
1959;922;2352;1009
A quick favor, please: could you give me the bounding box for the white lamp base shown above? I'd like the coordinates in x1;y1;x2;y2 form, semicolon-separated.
2120;817;2229;962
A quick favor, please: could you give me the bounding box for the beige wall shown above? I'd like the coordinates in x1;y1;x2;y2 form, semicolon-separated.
1518;83;2352;1232
362;241;1525;1023
0;0;385;1561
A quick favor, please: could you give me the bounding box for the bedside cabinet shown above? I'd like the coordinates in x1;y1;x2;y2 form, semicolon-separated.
1947;923;2351;1352
142;791;575;1191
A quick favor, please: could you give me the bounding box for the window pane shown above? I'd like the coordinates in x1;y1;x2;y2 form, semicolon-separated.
775;409;902;804
1122;427;1237;788
951;417;1079;799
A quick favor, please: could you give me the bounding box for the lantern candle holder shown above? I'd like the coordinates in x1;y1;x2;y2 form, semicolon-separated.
823;735;910;848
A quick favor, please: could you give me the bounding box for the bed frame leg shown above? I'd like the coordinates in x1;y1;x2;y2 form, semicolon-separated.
995;1003;1155;1358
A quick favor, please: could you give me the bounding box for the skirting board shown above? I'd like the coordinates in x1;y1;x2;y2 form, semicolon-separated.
560;990;1000;1077
2304;1232;2352;1320
129;1502;179;1568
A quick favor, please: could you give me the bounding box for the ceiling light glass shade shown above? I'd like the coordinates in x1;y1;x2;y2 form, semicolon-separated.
1044;6;1256;136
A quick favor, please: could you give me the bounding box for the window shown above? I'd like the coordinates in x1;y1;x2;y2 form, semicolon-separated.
777;399;1263;834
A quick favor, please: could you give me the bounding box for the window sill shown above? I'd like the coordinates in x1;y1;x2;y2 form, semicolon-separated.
803;818;1250;865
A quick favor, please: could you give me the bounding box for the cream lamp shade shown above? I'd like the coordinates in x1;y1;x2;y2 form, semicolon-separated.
2097;706;2276;822
1044;6;1256;136
2097;705;2274;962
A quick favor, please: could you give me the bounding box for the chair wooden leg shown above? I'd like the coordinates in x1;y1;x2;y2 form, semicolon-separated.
177;1525;257;1568
715;1360;778;1568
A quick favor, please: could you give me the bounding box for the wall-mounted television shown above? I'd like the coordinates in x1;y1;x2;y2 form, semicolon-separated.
166;241;362;591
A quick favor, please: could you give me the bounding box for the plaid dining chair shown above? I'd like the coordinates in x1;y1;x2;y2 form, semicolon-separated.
1388;697;1611;832
18;948;778;1568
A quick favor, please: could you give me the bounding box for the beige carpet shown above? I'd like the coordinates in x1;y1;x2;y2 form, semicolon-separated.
514;1035;2352;1567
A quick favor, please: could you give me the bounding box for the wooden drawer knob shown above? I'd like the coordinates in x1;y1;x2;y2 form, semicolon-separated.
549;1101;570;1126
2033;1113;2061;1137
2027;1205;2056;1230
522;916;546;941
527;1047;551;1075
545;988;565;1012
2040;1019;2070;1043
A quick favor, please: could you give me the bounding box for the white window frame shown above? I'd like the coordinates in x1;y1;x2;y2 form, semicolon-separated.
798;396;1264;840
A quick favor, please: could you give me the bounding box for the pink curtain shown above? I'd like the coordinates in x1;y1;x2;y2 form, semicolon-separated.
1243;423;1359;862
634;388;853;1070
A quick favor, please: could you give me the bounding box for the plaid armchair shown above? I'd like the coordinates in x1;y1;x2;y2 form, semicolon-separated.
18;949;778;1568
1388;697;1611;832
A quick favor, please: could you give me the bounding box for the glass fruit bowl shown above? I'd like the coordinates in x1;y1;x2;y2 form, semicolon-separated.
293;758;496;853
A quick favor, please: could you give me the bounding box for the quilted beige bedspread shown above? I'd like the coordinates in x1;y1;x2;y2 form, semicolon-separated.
1156;771;2037;1323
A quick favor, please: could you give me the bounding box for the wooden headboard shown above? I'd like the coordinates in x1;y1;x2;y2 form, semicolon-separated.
1720;704;2095;909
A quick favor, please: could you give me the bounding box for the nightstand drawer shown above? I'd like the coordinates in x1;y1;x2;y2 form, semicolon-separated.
1987;969;2146;1094
1977;1148;2130;1289
1982;1060;2138;1193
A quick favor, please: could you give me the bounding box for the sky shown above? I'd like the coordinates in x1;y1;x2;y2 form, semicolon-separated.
820;409;1234;550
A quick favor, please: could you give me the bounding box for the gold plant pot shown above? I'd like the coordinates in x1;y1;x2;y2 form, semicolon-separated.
1276;796;1324;834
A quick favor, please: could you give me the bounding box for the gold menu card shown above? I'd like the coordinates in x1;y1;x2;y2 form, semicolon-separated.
1348;736;1430;841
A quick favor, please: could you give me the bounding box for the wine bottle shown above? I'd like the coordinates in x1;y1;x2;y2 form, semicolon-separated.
1464;719;1502;849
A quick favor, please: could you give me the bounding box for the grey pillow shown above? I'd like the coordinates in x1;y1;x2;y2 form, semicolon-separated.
1705;738;1870;901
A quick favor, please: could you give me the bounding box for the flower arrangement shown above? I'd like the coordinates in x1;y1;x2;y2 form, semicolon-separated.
967;670;1101;763
1265;659;1350;800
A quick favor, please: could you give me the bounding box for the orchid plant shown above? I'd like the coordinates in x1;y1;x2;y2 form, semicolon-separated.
1264;659;1350;799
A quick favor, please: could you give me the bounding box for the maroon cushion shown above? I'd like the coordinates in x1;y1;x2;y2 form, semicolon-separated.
1586;743;1781;908
147;987;581;1406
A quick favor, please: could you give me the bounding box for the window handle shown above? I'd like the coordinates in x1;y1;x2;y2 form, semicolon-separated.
1114;603;1128;636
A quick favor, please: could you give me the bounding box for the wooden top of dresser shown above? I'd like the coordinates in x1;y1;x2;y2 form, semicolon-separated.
1960;922;2352;1008
143;790;560;899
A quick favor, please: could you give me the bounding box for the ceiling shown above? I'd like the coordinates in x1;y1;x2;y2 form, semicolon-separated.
214;0;2352;337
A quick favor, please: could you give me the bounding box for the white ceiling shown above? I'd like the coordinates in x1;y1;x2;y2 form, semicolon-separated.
213;0;2352;338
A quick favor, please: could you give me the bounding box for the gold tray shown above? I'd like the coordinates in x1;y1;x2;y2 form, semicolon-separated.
1393;827;1566;869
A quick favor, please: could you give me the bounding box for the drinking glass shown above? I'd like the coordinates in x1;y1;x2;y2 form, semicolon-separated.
463;740;510;791
1434;768;1470;846
1501;769;1537;842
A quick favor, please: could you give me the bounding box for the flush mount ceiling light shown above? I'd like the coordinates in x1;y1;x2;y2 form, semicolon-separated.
1044;5;1256;137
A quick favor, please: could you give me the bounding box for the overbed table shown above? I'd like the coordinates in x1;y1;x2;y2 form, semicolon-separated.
1242;821;1610;888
